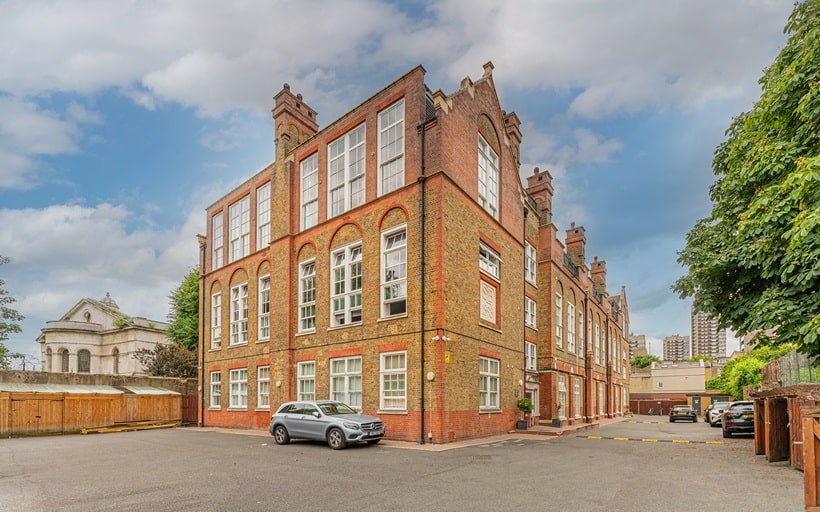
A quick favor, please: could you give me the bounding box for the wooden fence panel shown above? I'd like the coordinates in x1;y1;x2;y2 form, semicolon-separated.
804;416;820;511
182;394;198;425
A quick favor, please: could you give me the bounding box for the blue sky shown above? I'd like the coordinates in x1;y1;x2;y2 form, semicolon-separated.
0;0;795;364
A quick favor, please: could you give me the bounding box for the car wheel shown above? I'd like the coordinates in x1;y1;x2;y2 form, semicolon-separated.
693;417;697;422
327;427;347;450
710;421;718;428
669;418;674;423
273;425;290;445
366;439;381;445
722;429;732;438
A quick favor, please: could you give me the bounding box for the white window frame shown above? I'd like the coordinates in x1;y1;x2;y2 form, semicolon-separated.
328;123;366;217
299;260;316;332
258;275;270;340
525;296;537;329
230;283;249;346
525;341;537;371
330;243;363;327
558;374;567;419
378;99;405;195
257;366;270;409
229;195;250;263
479;356;500;410
256;182;271;250
212;212;223;270
595;323;601;364
598;382;605;415
578;310;585;355
555;292;563;349
210;292;222;349
381;226;407;318
479;243;501;280
567;301;576;353
573;377;582;418
330;356;363;409
380;351;406;411
297;361;315;400
525;241;536;284
209;371;221;409
478;134;499;219
301;153;319;230
229;368;248;409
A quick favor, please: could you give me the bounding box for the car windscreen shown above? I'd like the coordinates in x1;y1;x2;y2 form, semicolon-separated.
732;404;754;412
319;403;357;415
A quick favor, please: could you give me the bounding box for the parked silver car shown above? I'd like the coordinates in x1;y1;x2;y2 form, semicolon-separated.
269;400;385;450
708;401;731;427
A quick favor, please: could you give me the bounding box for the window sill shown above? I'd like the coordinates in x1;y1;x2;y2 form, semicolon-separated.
256;339;269;344
378;313;408;322
228;407;248;412
480;408;502;414
327;322;363;331
377;409;408;415
295;329;316;337
209;347;222;352
208;407;221;411
228;342;249;349
479;323;502;334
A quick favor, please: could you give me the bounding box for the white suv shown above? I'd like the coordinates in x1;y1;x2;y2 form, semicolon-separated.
708;401;731;426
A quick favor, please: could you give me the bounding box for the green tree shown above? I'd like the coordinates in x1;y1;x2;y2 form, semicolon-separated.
134;343;197;378
711;344;795;399
630;354;661;369
0;255;25;369
166;266;199;351
674;0;820;356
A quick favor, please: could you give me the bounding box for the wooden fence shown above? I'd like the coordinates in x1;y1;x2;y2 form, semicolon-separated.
0;390;181;437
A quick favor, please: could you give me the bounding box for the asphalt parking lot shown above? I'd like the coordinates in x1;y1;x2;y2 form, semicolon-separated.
0;416;804;512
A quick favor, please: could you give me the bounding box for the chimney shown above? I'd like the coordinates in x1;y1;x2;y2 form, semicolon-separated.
565;223;586;267
591;256;607;292
272;83;319;158
525;167;553;225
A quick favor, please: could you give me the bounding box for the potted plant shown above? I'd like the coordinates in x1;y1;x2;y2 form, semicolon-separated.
517;398;534;430
551;404;563;428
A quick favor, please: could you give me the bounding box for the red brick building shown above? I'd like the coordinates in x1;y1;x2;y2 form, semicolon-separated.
198;62;630;444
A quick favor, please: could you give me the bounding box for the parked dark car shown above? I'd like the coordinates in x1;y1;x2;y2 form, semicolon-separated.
722;400;754;438
669;405;697;422
269;400;385;449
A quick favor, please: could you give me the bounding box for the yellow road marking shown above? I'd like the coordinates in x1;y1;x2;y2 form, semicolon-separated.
641;438;658;442
672;440;690;444
587;435;602;439
613;437;629;441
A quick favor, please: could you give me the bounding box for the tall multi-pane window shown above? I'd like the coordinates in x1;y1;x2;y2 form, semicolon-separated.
477;134;499;219
212;212;223;269
380;351;406;410
258;275;270;340
229;368;248;409
567;301;576;353
598;382;605;415
330;356;362;409
578;310;585;354
479;243;501;280
573;377;582;418
525;341;537;371
331;244;362;326
525;242;536;284
558;374;567;418
595;323;601;364
479;356;500;410
230;283;248;346
555;292;563;348
297;362;315;400
211;292;222;349
78;350;91;373
378;99;404;195
328;124;365;217
229;195;250;263
299;260;316;332
209;371;221;409
301;153;319;230
525;296;537;328
382;227;407;317
256;182;271;249
257;366;270;409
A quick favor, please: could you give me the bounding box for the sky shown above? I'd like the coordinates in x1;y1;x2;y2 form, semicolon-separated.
0;0;796;366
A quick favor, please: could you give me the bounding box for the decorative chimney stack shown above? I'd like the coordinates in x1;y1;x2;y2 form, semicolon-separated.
591;256;607;292
565;223;586;267
525;167;554;225
272;83;318;159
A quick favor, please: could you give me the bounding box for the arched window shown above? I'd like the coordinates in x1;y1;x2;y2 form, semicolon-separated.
60;350;70;372
112;348;119;375
46;348;53;372
78;350;91;373
83;311;91;322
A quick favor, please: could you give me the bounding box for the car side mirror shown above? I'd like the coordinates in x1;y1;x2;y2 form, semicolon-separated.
313;411;321;418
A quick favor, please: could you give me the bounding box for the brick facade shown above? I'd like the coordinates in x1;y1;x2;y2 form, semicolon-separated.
198;62;630;444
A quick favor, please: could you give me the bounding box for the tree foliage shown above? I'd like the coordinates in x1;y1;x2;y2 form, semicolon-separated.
166;266;199;351
711;344;795;399
630;354;661;369
674;0;820;356
0;255;25;369
134;343;197;378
